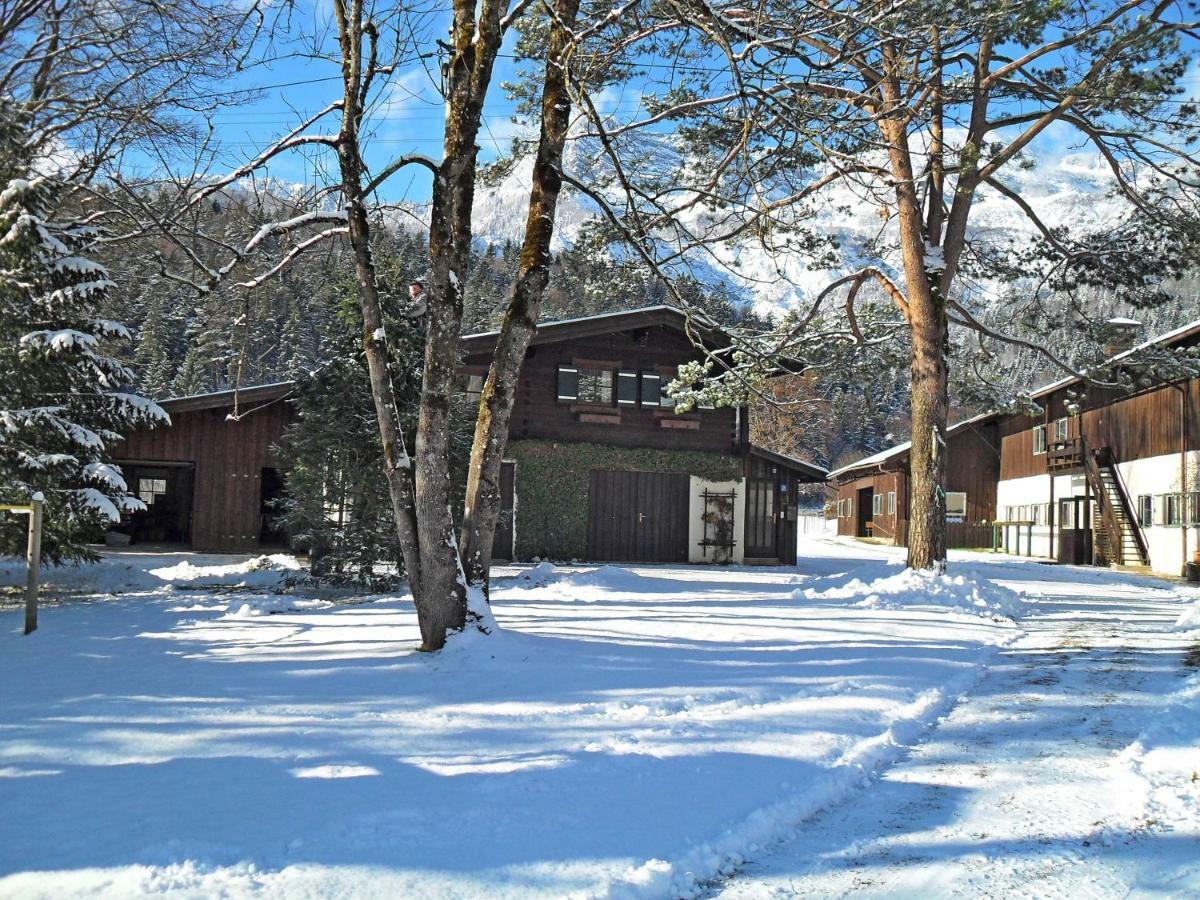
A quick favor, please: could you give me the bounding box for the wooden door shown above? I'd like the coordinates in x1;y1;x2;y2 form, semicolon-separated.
492;461;516;561
586;470;689;562
1056;496;1093;565
745;476;777;558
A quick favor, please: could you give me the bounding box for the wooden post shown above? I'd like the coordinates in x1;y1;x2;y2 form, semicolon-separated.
25;498;42;635
3;501;43;635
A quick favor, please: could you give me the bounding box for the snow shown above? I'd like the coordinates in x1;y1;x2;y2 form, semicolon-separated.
0;537;1196;898
1175;595;1200;630
794;564;1033;619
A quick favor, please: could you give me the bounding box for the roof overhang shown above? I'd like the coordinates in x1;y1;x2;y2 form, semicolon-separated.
749;445;827;481
158;381;295;414
460;305;731;356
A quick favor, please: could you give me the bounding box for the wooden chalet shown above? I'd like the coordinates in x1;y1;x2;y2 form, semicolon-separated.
993;318;1200;575
114;305;826;564
827;414;1000;549
828;317;1200;576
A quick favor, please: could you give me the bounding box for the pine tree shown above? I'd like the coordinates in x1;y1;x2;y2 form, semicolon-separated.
0;105;164;562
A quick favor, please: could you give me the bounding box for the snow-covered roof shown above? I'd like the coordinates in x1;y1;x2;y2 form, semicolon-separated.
828;316;1200;482
827;410;996;480
1029;316;1200;401
461;305;685;342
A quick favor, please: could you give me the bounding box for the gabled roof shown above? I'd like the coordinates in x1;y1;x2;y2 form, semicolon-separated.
827;410;995;481
155;306;732;408
1029;316;1200;401
827;316;1200;483
460;304;731;354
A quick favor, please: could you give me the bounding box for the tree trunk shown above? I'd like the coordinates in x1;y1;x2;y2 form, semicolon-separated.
460;0;581;592
409;0;507;648
332;0;425;605
881;114;949;571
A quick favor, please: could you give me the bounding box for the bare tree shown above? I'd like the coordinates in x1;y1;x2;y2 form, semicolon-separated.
116;0;602;648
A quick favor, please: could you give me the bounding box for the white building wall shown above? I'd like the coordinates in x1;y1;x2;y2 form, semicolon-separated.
996;474;1053;558
687;476;746;564
1113;451;1200;576
997;451;1200;575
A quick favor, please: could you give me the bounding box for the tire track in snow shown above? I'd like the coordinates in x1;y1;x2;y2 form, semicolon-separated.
705;577;1193;899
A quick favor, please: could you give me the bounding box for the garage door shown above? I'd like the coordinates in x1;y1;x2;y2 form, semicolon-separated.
586;470;689;563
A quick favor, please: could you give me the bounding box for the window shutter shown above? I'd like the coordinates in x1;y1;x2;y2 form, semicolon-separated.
556;366;578;402
617;370;638;406
640;372;660;406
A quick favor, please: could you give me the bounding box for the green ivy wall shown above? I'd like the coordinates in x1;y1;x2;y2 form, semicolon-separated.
505;440;744;561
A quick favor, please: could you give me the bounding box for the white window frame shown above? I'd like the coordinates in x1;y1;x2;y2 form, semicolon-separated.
887;491;896;515
873;493;883;516
138;477;167;506
1138;494;1153;527
945;491;967;518
1032;424;1047;455
1054;417;1069;443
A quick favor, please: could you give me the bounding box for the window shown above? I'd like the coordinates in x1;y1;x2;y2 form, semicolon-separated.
873;493;883;516
1033;425;1047;455
658;371;676;408
1059;498;1076;529
461;373;484;404
138;477;166;506
945;491;967;518
888;491;896;515
1164;493;1183;526
1138;494;1153;527
558;365;613;404
640;371;661;407
617;370;638;406
837;498;853;518
1156;492;1200;526
1054;417;1069;442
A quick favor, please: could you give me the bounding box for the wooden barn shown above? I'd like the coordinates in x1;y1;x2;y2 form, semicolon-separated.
828;414;1000;549
112;382;294;551
113;306;826;563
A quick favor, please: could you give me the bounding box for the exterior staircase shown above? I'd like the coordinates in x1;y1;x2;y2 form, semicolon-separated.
1082;443;1150;568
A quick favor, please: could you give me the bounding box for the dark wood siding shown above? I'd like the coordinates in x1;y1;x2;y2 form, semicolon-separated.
1000;378;1200;478
586;470;690;562
113;402;293;552
464;324;739;455
833;422;999;549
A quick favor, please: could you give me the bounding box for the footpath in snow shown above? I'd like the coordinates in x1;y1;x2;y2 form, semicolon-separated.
712;545;1200;898
0;537;1195;898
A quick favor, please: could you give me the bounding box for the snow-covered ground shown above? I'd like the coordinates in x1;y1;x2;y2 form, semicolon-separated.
0;538;1196;898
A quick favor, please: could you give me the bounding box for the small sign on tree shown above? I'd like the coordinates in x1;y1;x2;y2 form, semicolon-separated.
2;495;44;634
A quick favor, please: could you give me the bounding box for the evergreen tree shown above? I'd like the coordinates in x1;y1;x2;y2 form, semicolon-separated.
0;106;163;562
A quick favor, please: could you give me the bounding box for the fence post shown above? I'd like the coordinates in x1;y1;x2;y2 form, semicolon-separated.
24;497;42;635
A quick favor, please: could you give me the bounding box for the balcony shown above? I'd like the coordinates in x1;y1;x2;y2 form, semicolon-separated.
1046;438;1083;471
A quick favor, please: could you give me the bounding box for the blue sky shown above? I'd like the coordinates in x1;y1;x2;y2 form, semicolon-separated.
181;5;1200;211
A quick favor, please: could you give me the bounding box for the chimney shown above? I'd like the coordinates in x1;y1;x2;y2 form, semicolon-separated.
1103;317;1142;358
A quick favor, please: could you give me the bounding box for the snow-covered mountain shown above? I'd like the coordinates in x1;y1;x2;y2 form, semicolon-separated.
463;142;1132;317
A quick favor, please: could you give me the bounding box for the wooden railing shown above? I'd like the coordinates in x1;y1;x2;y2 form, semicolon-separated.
1080;438;1149;567
1047;438;1083;471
